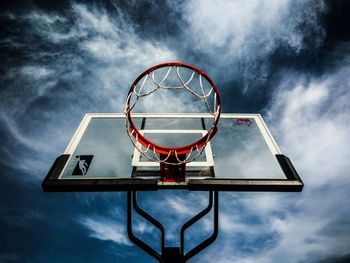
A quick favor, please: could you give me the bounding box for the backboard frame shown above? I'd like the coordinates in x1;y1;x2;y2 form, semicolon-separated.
42;113;303;192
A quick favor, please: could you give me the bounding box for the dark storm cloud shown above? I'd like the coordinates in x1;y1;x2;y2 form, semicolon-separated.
164;0;329;112
1;0;350;262
0;2;175;261
316;254;350;263
0;1;176;177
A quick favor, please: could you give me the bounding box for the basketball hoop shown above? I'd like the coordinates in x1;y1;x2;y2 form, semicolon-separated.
125;62;221;181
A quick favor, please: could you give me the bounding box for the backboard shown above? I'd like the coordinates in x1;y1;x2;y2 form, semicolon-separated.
42;113;303;192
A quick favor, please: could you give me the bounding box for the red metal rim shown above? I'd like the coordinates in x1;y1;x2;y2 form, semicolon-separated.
126;62;221;155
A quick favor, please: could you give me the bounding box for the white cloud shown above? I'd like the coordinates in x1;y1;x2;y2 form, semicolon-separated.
70;3;177;110
81;37;121;60
20;65;54;80
238;62;350;262
164;194;193;216
27;12;67;25
1;3;177;182
72;4;118;37
134;221;152;235
71;3;175;65
79;217;131;246
173;0;326;88
281;83;328;117
183;0;325;54
2;3;350;262
194;54;350;263
268;70;350;187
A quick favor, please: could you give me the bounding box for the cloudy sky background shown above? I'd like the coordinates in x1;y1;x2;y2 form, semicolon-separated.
1;0;350;262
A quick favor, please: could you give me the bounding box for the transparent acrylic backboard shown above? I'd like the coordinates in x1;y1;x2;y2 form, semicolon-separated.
42;113;303;192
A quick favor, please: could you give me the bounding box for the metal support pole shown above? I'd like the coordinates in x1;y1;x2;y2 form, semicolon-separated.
132;191;165;250
127;191;219;263
127;191;162;262
182;191;218;262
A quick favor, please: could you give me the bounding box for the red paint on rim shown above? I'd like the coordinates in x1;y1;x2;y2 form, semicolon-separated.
126;62;221;155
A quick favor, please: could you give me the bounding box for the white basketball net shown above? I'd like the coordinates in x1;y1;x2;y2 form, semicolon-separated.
125;65;221;165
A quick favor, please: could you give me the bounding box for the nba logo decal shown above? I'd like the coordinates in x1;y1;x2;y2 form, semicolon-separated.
236;118;253;127
72;155;93;176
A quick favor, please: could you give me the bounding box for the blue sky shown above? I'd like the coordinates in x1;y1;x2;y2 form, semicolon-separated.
1;0;350;262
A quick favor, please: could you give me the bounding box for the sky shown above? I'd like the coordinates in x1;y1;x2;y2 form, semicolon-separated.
1;0;350;262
